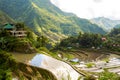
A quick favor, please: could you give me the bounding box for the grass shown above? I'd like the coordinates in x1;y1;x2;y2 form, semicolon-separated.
86;62;95;68
102;58;110;63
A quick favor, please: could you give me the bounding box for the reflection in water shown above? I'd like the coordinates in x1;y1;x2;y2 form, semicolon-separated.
30;54;81;80
30;54;43;66
12;52;120;79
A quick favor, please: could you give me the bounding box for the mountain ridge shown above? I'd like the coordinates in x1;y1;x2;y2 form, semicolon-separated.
0;0;106;42
90;17;120;31
0;10;14;25
114;24;120;28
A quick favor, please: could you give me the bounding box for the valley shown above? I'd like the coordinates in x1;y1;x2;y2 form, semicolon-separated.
10;48;120;80
0;0;120;80
0;24;119;80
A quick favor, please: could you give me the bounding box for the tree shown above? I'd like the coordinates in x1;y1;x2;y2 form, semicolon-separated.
78;33;102;48
0;37;7;50
15;22;25;30
36;36;48;48
109;28;120;36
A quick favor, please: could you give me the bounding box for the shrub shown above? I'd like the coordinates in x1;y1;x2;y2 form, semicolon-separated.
0;69;12;80
86;62;95;68
98;70;120;80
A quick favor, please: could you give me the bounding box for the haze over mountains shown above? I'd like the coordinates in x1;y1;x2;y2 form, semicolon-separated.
0;0;117;41
91;17;120;31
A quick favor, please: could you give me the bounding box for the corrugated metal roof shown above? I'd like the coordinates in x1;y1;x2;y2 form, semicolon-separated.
4;24;15;29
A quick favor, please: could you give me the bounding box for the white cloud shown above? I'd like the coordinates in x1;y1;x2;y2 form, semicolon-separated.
93;0;102;3
50;0;120;20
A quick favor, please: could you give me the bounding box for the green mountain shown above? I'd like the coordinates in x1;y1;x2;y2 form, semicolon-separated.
0;0;105;42
114;24;120;28
0;11;14;25
90;17;120;31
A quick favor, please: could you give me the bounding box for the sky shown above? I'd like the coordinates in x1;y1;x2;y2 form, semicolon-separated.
50;0;120;20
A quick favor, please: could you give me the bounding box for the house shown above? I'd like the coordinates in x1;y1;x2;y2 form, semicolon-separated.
3;23;27;38
101;37;107;41
3;24;16;30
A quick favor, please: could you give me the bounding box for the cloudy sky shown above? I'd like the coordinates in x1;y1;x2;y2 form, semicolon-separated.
50;0;120;20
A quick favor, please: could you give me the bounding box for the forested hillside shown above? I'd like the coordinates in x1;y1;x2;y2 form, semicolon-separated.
0;0;105;42
114;24;120;28
0;11;14;25
91;17;120;31
57;28;120;52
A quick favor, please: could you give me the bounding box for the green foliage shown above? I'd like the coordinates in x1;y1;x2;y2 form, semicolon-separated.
91;17;120;31
104;28;120;51
58;30;120;52
103;58;109;63
0;50;57;80
78;33;102;48
0;31;14;50
0;30;25;51
0;69;12;80
59;33;103;48
0;22;51;53
70;16;106;34
98;70;120;80
86;62;95;68
0;10;14;25
0;24;37;53
59;36;77;47
35;36;48;48
109;28;120;37
15;22;25;30
115;24;120;28
0;29;11;37
38;47;50;53
0;51;15;80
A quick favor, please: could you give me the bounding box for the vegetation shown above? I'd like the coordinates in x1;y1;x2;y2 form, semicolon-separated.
0;50;15;80
57;32;103;49
109;28;120;36
83;70;120;80
98;70;120;80
91;17;120;31
0;50;57;80
0;22;50;53
0;0;106;43
0;30;18;51
0;22;118;79
86;62;95;68
57;28;120;52
35;36;49;48
105;28;120;51
0;0;119;79
114;24;120;28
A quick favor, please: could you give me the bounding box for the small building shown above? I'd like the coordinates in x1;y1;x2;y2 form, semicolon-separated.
10;31;27;37
3;23;27;38
3;24;16;30
101;37;107;41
